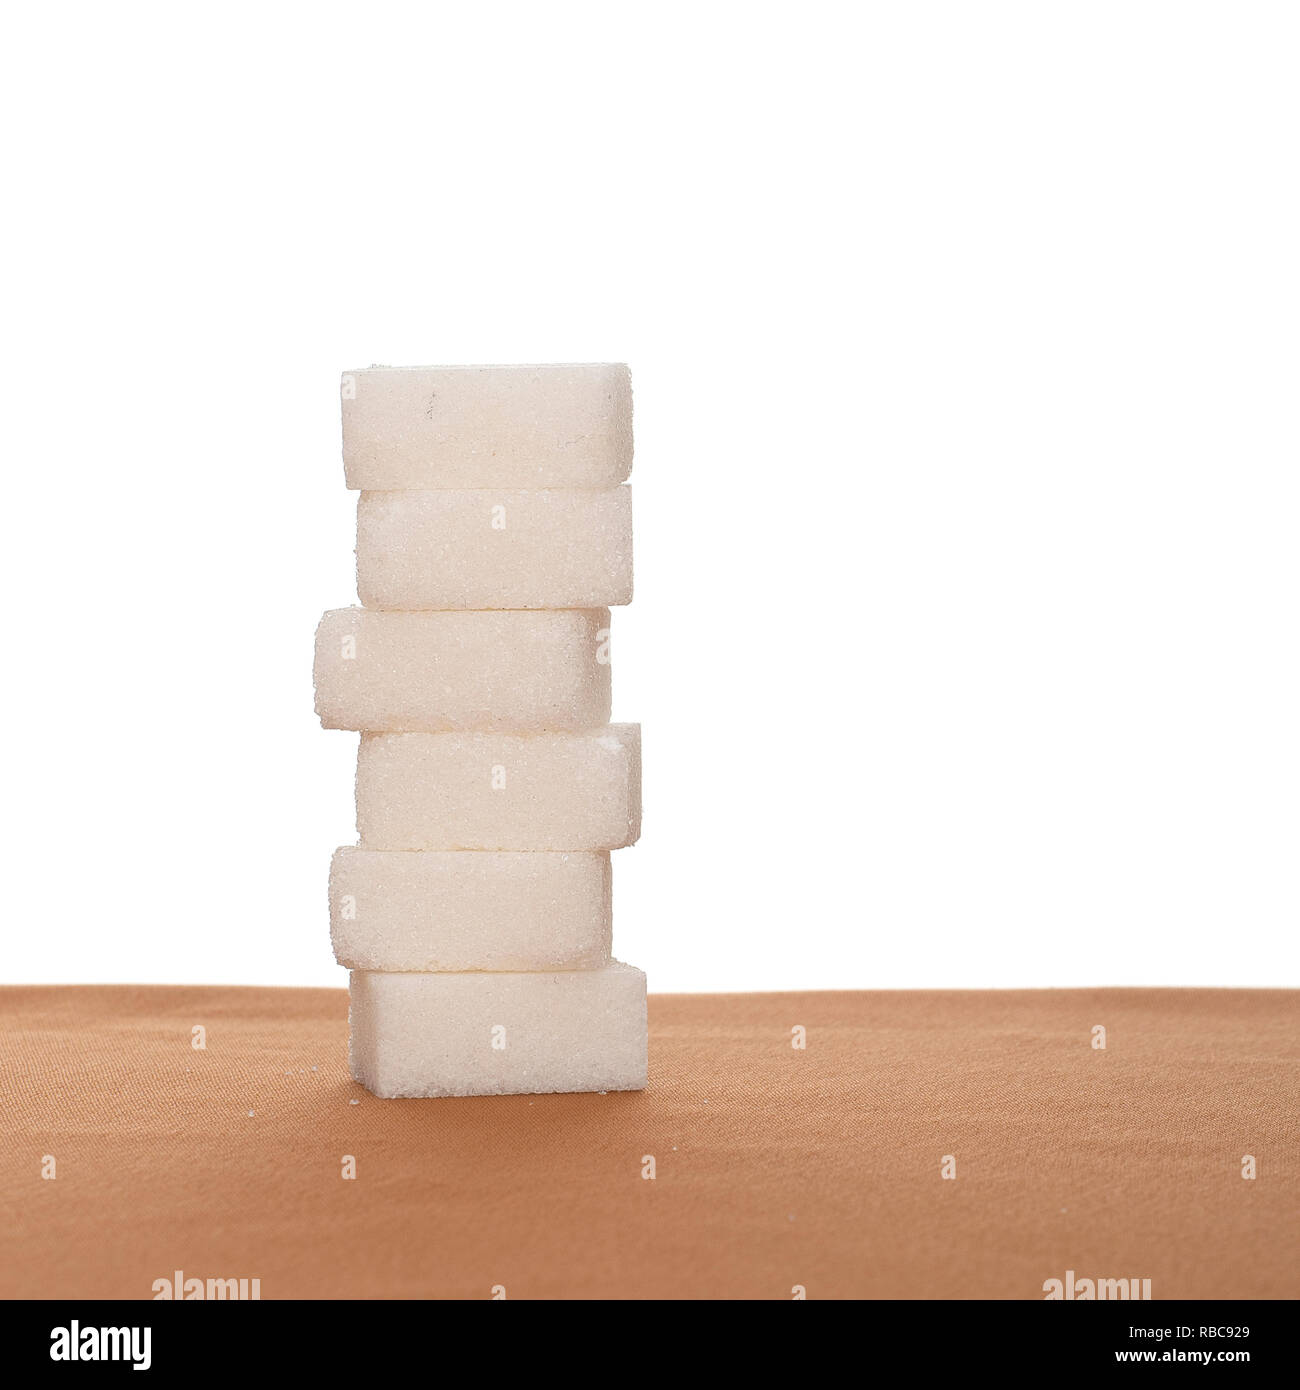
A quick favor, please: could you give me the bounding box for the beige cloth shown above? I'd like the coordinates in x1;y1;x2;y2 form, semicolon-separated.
1;986;1294;1299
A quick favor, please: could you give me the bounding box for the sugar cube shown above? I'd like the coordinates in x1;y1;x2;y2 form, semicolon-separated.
330;847;612;971
342;364;632;490
356;487;633;610
314;608;610;733
356;724;641;850
348;962;648;1097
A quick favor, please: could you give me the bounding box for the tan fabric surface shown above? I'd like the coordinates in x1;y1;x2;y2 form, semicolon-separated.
0;986;1294;1300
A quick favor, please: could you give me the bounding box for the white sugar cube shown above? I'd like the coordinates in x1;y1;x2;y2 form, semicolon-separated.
356;724;641;850
330;848;612;971
342;364;632;490
356;487;632;610
313;608;610;733
348;962;648;1097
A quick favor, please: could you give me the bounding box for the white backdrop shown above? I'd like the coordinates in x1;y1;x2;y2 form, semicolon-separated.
2;2;1297;991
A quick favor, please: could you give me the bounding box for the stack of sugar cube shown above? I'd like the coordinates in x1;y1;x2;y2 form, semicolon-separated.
315;364;647;1098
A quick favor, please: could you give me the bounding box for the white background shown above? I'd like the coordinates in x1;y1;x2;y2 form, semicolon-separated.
2;2;1297;991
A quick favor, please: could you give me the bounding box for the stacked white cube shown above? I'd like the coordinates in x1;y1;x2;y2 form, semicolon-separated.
316;364;647;1098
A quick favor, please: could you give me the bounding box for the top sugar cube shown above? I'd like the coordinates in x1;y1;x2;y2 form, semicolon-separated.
341;364;633;489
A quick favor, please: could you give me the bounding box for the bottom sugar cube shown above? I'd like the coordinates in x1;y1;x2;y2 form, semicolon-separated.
348;962;648;1098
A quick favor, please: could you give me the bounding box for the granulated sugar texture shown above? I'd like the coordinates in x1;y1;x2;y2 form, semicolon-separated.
355;726;642;852
348;963;648;1098
330;848;612;973
313;607;611;733
342;364;632;490
356;487;632;610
